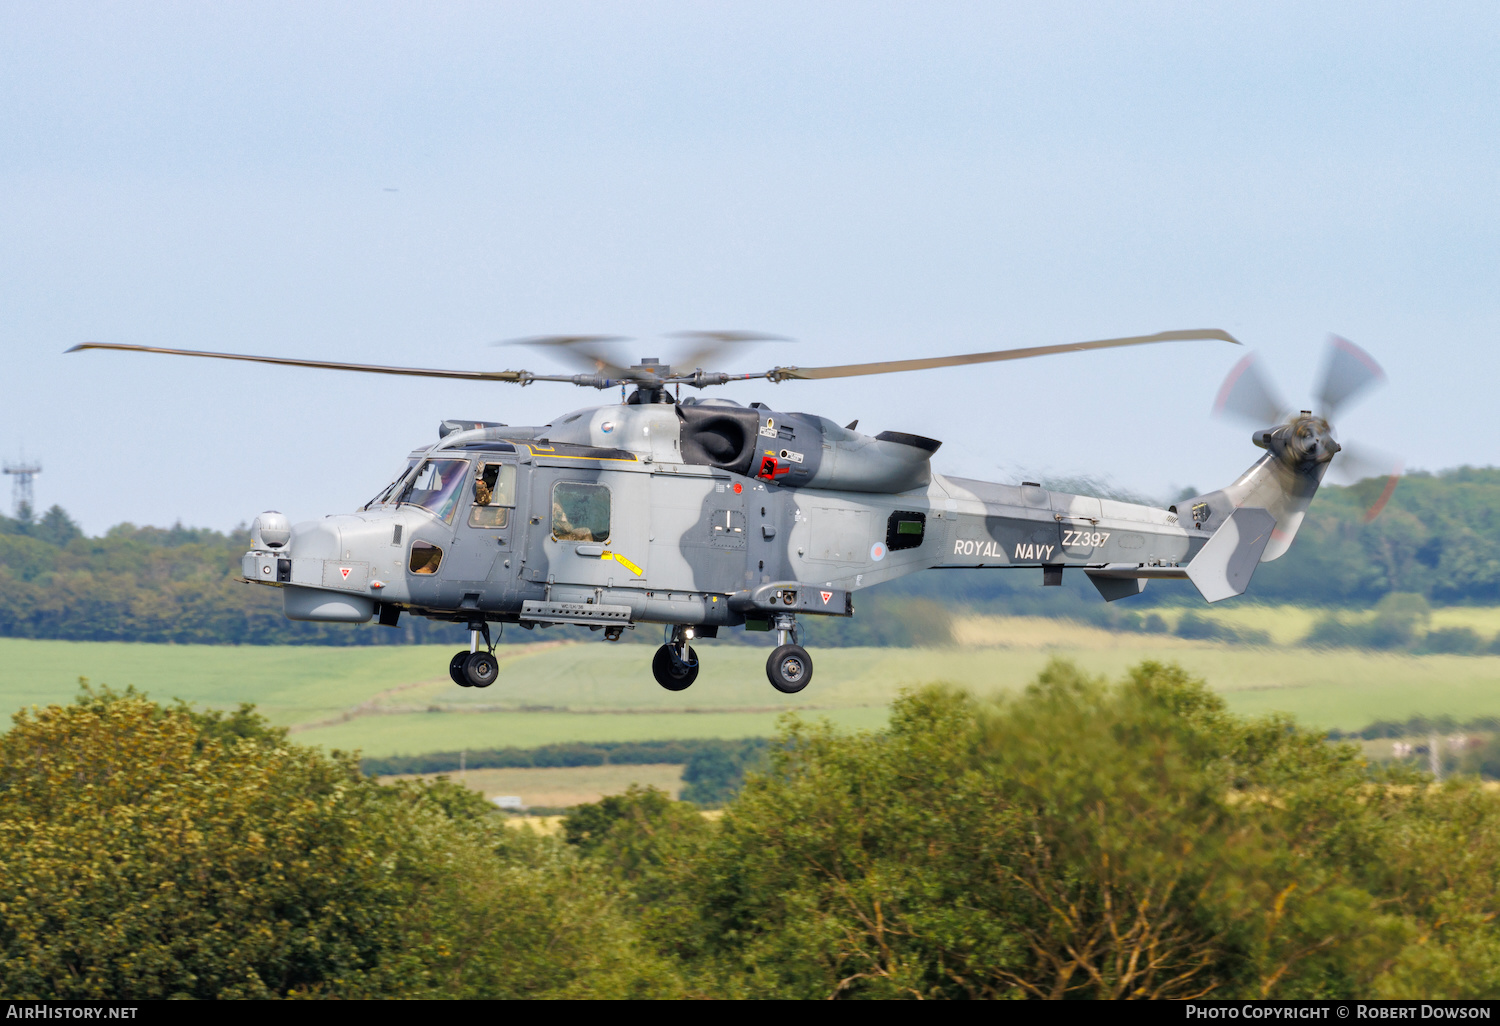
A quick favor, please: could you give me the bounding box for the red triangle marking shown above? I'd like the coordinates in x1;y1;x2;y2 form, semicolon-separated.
820;591;832;604
340;567;351;579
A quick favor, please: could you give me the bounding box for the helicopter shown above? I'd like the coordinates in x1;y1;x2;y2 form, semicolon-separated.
69;329;1391;693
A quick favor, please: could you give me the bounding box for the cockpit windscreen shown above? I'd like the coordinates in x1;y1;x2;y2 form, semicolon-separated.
364;459;419;509
399;458;470;523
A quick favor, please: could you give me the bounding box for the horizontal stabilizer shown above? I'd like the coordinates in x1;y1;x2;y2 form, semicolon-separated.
1086;574;1149;602
1184;506;1276;602
1085;563;1188;602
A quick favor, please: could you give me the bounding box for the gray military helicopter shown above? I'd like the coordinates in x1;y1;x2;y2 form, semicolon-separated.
70;330;1391;693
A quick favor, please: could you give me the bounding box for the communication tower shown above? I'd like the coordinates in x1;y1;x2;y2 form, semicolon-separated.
2;458;41;518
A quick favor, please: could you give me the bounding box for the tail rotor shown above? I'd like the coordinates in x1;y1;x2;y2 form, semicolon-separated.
1213;335;1398;521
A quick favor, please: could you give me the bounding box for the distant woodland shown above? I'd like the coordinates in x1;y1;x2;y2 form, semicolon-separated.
0;466;1496;647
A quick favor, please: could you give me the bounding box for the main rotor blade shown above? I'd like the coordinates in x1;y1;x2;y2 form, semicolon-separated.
764;329;1240;382
668;330;791;345
668;329;790;374
68;342;528;382
1213;352;1289;427
1317;335;1385;421
497;335;633;378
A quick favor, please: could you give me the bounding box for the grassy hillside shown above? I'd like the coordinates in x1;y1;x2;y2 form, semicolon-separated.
0;638;447;726
6;607;1500;757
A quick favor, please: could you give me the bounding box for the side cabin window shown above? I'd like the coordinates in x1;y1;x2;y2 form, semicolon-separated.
468;462;518;529
400;458;469;523
551;481;610;542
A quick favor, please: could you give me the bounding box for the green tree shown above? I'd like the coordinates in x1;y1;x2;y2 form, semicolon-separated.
679;739;770;806
33;506;82;548
0;688;678;999
563;785;711;878
596;661;1500;999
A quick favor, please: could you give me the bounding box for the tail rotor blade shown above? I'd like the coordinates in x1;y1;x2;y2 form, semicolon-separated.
1317;335;1385;420
1330;441;1403;521
1213;353;1289;427
1362;472;1402;522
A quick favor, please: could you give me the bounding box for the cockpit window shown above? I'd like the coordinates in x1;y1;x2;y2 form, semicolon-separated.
400;458;469;523
469;463;517;528
365;458;419;509
551;481;610;542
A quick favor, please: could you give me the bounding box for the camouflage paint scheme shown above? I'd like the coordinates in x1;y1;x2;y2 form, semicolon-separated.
242;393;1329;641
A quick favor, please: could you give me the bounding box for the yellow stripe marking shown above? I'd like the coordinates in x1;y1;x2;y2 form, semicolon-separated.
602;550;644;576
524;444;637;463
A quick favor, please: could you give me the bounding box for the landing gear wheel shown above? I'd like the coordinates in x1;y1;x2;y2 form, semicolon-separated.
450;650;472;687
462;650;499;688
652;644;699;691
767;644;812;694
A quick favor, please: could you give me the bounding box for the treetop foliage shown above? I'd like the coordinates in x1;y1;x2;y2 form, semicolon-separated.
0;686;680;999
9;664;1500;999
566;661;1500;999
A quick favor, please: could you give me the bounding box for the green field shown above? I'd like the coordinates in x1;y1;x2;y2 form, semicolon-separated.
1154;603;1500;647
3;610;1500;757
385;764;689;807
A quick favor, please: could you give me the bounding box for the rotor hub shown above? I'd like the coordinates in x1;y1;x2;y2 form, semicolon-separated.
1255;411;1340;469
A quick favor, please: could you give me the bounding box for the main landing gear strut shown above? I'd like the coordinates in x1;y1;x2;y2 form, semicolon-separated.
652;625;699;692
766;613;812;694
450;620;500;688
650;615;815;694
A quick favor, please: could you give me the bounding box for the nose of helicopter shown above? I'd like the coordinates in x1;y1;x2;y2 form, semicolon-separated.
285;516;344;561
244;513;390;622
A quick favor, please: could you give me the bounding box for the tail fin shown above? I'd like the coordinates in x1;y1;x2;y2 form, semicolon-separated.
1184;506;1277;601
1088;444;1326;603
1183;449;1327;564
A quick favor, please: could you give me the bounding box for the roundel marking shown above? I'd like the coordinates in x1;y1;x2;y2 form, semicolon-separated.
870;542;887;561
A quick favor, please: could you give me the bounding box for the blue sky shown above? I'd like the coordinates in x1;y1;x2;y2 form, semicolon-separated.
2;2;1496;532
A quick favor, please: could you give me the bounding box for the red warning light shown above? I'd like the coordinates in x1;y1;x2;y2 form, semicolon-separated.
733;482;743;494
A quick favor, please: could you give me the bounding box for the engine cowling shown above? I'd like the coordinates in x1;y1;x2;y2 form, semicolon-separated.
750;410;941;494
807;429;940;493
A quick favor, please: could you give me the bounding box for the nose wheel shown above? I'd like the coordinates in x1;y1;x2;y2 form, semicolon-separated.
451;621;500;688
652;625;700;691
